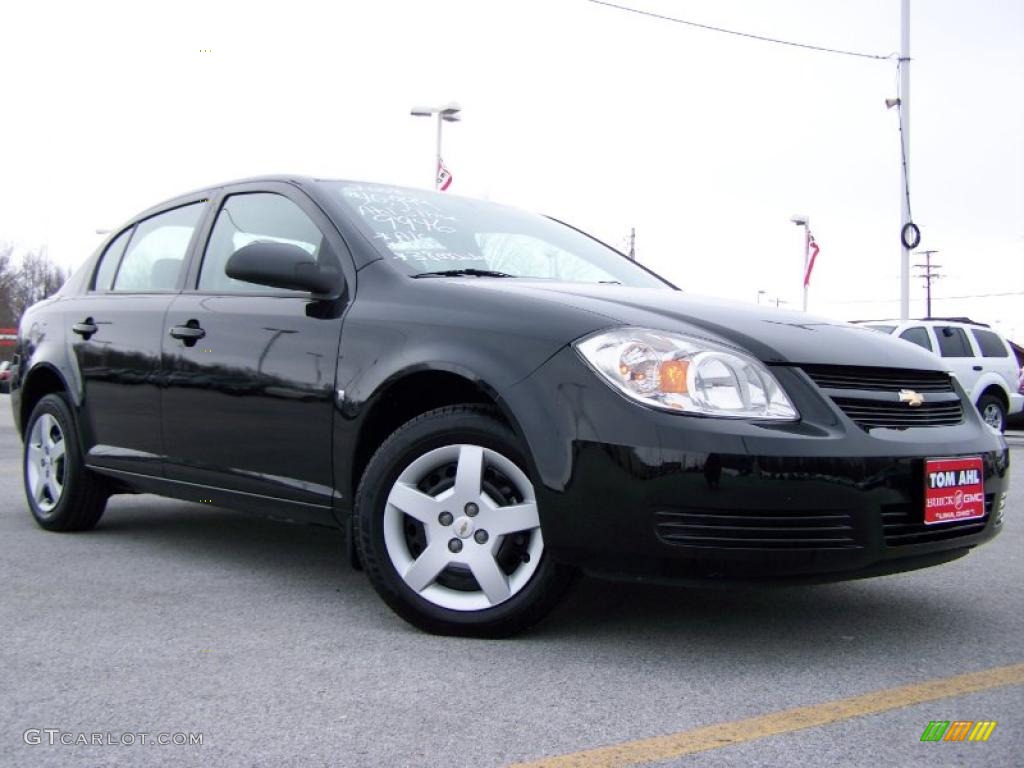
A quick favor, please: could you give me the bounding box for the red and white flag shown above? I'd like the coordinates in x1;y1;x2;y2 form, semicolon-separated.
803;232;820;287
437;158;452;191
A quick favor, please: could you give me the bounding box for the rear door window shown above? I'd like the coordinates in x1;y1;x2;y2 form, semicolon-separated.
899;326;932;352
935;326;974;358
112;203;205;292
971;329;1009;358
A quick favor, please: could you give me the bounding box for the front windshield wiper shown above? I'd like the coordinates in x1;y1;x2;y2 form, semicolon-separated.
412;268;515;279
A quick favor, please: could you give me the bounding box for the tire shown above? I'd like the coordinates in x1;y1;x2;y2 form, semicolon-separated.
354;405;574;637
23;393;109;531
977;394;1006;433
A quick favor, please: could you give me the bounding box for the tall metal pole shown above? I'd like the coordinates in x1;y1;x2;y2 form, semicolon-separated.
434;112;443;190
924;250;933;318
913;249;941;319
801;221;810;312
899;0;911;320
798;221;806;311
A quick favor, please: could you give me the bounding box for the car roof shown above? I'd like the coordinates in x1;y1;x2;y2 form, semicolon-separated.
123;174;326;226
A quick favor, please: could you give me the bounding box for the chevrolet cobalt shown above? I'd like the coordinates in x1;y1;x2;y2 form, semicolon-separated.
10;177;1009;636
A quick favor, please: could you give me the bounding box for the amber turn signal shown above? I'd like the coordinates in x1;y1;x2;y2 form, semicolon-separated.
659;360;689;393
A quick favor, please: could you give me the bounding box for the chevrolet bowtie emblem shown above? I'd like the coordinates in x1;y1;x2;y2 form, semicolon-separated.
898;389;925;407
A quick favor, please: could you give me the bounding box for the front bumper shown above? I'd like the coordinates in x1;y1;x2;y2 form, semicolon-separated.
1009;391;1024;416
503;347;1010;584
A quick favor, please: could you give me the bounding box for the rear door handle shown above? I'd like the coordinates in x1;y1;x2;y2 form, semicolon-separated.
72;318;98;338
169;322;206;346
972;365;983;371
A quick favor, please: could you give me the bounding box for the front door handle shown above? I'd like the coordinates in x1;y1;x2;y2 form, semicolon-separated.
169;321;206;347
72;318;98;339
972;365;983;371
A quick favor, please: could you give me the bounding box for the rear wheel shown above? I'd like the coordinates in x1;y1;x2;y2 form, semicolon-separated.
24;394;108;531
977;394;1006;432
355;405;573;637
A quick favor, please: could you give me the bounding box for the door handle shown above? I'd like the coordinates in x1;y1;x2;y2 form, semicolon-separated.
72;318;98;338
169;321;206;347
972;365;983;371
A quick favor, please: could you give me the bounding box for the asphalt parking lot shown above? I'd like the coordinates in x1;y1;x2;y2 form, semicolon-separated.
0;393;1021;768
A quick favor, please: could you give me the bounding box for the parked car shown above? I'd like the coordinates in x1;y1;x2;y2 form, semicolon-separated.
11;178;1010;636
853;318;1023;432
1012;369;1024;430
0;360;11;394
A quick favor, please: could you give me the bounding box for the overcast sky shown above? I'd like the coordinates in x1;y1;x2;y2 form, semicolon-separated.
2;0;1021;339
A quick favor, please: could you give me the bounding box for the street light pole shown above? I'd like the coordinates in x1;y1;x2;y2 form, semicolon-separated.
434;112;443;190
411;102;462;190
790;215;810;311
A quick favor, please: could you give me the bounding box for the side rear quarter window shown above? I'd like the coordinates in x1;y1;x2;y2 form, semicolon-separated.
91;228;133;291
898;326;932;352
934;326;974;358
971;329;1009;358
113;202;206;292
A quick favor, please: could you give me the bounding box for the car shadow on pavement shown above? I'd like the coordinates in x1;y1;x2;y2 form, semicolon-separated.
531;570;996;667
94;496;361;592
91;496;995;659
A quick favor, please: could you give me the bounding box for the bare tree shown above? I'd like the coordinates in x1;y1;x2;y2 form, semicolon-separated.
0;244;68;324
0;242;18;327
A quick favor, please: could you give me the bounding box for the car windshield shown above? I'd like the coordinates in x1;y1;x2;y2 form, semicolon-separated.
864;324;897;333
328;182;671;289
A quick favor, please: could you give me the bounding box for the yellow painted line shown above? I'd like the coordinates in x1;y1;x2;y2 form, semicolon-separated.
508;662;1024;768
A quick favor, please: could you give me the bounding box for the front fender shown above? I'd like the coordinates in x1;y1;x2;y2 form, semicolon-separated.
970;372;1011;405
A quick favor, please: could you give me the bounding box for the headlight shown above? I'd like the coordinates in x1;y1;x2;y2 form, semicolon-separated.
574;328;798;420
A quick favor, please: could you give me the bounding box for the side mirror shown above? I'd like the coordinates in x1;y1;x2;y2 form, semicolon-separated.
225;241;342;296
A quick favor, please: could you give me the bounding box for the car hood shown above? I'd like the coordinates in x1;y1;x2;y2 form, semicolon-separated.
466;281;946;371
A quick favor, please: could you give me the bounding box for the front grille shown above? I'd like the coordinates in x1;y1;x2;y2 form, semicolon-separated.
802;365;963;429
881;494;993;546
655;508;859;550
801;365;954;393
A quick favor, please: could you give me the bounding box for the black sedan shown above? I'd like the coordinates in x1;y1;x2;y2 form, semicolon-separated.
10;177;1009;636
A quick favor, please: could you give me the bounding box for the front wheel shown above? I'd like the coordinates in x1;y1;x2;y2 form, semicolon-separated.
977;394;1006;433
354;405;573;637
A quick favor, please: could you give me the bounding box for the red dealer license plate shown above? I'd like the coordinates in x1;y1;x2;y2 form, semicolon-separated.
924;457;985;525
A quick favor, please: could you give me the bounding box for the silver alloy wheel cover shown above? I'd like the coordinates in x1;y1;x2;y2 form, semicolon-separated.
26;413;67;514
383;444;544;611
982;402;1003;430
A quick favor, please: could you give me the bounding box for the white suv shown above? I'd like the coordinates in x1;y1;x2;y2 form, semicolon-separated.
854;318;1023;432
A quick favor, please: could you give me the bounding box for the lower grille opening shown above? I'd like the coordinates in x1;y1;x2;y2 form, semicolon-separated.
831;398;964;429
655;508;859;550
882;494;993;546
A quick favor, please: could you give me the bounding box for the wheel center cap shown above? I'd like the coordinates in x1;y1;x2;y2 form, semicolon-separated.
453;516;475;539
